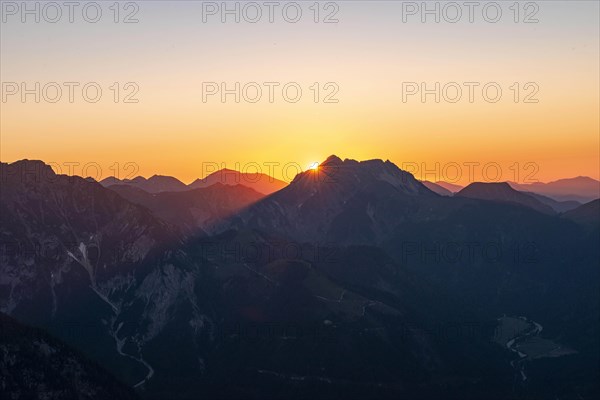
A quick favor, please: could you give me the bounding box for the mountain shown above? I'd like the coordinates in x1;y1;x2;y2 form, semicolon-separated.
0;160;218;391
421;181;581;212
2;157;599;400
0;161;182;315
188;168;287;195
107;183;264;234
563;199;600;227
508;177;600;203
100;175;188;193
172;231;449;400
455;182;555;214
0;158;447;399
525;192;581;213
0;312;139;400
220;155;439;244
99;176;123;186
420;181;453;196
100;169;287;195
210;156;599;399
433;181;463;193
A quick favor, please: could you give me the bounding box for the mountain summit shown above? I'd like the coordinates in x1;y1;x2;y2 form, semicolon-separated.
289;155;433;195
188;168;287;195
100;175;188;193
456;182;554;214
221;156;437;243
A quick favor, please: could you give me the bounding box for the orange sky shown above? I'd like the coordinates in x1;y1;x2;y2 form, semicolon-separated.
1;1;598;185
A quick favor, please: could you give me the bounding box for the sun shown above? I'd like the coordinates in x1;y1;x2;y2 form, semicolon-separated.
308;162;320;171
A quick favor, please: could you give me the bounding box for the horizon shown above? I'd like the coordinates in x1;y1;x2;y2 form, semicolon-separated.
2;156;599;186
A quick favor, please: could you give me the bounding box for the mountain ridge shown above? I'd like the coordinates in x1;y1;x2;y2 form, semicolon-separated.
188;168;287;195
456;182;555;214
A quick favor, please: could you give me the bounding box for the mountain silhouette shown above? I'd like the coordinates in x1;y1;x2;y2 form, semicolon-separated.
456;182;555;214
433;181;463;193
188;168;287;195
508;176;600;203
220;155;438;243
100;175;188;193
0;160;210;389
100;169;288;195
524;192;581;213
421;181;453;196
108;182;264;235
421;181;580;212
563;199;600;227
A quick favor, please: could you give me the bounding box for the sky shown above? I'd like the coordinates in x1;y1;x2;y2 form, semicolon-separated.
1;0;599;184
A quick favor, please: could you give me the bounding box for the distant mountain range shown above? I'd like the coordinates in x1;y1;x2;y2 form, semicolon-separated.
455;182;555;215
100;175;188;193
421;180;463;194
422;175;599;212
1;157;599;400
100;168;287;195
563;198;600;227
420;181;454;196
98;167;598;211
188;168;287;195
108;182;263;235
508;176;600;203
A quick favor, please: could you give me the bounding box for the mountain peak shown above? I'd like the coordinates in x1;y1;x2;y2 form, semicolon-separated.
1;159;56;183
288;156;433;197
188;168;287;195
102;174;188;193
457;181;554;214
321;155;343;166
225;156;438;243
148;174;185;183
129;176;148;183
553;176;597;183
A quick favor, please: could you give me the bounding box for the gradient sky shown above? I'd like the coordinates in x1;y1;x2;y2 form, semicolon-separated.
1;0;598;184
